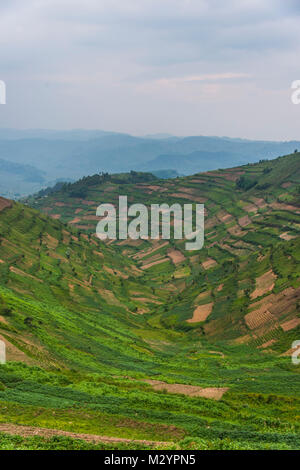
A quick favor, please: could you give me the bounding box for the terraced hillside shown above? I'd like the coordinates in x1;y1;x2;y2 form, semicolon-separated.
30;153;300;351
0;154;299;450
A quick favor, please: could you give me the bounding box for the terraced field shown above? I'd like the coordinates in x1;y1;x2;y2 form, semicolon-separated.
30;153;300;349
0;154;299;450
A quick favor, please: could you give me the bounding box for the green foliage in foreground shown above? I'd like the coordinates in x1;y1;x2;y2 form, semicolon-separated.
0;359;299;450
0;433;294;451
0;433;151;451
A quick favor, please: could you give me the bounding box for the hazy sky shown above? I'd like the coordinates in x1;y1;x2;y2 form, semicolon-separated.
0;0;300;140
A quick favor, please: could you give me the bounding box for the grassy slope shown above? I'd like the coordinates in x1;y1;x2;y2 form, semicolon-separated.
30;153;300;348
0;154;299;449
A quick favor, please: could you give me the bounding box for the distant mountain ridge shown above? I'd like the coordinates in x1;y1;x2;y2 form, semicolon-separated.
139;150;243;174
0;128;300;197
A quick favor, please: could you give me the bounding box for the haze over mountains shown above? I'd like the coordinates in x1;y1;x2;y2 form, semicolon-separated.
0;128;300;198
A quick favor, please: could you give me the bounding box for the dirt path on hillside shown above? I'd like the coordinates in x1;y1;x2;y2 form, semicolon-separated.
0;423;170;447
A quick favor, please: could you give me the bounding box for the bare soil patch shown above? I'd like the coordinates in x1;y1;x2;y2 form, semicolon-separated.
0;334;34;365
202;258;217;270
189;179;207;184
245;305;276;330
221;171;244;182
187;303;213;323
251;197;267;208
167;249;186;264
69;217;82;224
216;210;234;223
258;339;277;349
93;250;104;258
233;334;252;345
251;270;276;300
103;266;128;279
205;216;220;230
281;343;300;357
140;252;164;265
250;287;300;324
44;233;59;250
49;252;67;263
0;197;12;213
281;318;300;332
82;215;99;221
270;202;300;213
98;289;122;306
81;200;96;206
244;203;258;213
238;215;252;227
146;185;168;192
279;232;296;241
227;225;245;237
145;380;228;400
209;350;225;358
141;258;169;270
133;242;169;260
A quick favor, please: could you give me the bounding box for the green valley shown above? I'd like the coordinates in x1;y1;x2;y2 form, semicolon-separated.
0;153;299;450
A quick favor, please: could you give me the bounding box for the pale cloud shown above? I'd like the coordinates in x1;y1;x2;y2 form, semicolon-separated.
0;0;299;139
154;73;251;86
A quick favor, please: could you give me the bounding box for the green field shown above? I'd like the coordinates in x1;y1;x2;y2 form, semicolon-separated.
0;153;299;450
